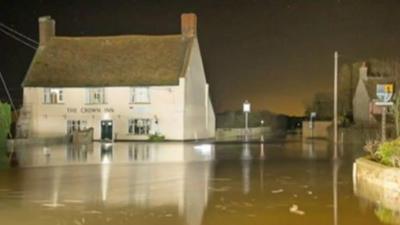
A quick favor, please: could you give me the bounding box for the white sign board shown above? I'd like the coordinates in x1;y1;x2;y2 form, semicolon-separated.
375;102;394;106
310;112;317;118
243;101;251;113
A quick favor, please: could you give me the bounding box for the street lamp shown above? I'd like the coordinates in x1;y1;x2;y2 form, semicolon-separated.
243;100;251;139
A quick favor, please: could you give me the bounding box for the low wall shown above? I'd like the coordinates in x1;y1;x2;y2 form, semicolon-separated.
353;157;400;212
7;137;68;151
302;121;331;139
72;128;93;144
216;127;271;141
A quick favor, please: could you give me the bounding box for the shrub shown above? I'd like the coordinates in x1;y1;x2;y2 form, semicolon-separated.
148;133;165;142
365;138;400;167
375;139;400;167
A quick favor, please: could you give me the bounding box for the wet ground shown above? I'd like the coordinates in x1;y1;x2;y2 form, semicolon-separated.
0;135;397;225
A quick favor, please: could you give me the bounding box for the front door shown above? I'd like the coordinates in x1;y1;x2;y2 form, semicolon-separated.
101;120;113;141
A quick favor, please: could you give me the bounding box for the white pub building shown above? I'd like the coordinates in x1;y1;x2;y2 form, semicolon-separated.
19;13;215;141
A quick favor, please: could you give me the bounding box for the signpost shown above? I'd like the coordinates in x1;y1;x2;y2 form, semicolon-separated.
375;84;394;142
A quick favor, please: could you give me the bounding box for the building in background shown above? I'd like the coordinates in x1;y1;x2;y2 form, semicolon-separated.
18;13;215;140
352;62;394;126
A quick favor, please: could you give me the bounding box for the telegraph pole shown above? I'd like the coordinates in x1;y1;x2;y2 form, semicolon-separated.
333;51;339;160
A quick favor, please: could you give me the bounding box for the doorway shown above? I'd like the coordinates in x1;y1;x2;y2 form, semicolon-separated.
101;120;113;141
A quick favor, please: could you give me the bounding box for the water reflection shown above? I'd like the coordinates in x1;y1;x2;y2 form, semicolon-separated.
101;143;113;164
0;138;393;225
13;142;215;167
6;142;215;225
301;139;329;159
332;160;340;225
242;143;251;194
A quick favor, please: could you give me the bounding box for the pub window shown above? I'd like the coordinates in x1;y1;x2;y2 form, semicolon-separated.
67;120;87;134
86;88;105;104
44;88;64;104
128;119;151;135
131;87;150;103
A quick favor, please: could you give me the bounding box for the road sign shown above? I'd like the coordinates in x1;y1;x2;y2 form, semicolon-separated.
243;100;251;113
375;101;394;106
376;84;394;103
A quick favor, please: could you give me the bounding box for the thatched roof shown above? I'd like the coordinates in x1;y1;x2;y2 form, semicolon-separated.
23;35;193;87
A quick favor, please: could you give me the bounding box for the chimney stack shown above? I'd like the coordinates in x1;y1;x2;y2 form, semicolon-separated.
38;16;55;46
181;13;197;38
359;61;368;81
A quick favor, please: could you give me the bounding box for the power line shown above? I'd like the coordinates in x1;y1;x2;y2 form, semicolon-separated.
0;27;37;50
0;22;38;45
0;71;17;113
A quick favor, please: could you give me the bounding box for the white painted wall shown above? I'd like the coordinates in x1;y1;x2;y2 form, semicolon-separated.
23;84;185;140
353;79;374;125
183;38;216;140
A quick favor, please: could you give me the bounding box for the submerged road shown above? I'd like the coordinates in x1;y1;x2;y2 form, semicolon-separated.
0;136;395;225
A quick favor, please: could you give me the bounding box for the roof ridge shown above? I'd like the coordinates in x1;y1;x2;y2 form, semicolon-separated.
53;34;183;40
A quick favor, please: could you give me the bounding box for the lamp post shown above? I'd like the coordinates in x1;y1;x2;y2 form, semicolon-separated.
309;112;317;139
243;100;251;140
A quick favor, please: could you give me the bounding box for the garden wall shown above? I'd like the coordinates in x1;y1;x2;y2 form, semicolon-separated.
353;157;400;211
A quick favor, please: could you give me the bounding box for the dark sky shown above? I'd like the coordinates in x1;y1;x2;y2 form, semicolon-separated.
1;0;400;115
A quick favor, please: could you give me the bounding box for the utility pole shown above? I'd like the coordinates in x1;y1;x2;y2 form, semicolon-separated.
333;51;339;160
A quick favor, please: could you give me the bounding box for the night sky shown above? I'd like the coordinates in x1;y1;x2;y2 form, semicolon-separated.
1;0;400;115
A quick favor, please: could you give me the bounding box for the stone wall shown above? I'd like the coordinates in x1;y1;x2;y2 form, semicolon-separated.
354;157;400;212
302;121;331;139
215;127;271;141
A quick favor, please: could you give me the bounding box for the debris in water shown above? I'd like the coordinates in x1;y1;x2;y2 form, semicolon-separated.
64;199;83;204
271;189;284;194
82;210;102;215
210;178;232;182
247;214;256;217
243;202;253;207
208;186;231;192
165;214;173;217
293;194;298;198
289;204;305;215
215;204;227;210
41;203;65;208
307;191;313;195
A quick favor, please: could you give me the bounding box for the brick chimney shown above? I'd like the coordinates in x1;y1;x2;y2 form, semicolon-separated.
181;13;197;38
38;16;55;46
359;61;368;81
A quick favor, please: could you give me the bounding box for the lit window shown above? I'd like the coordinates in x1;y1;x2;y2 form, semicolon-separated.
131;87;150;103
44;88;64;104
67;120;87;134
128;119;151;135
86;88;105;104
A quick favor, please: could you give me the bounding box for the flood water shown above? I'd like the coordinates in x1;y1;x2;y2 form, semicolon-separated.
0;136;397;225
